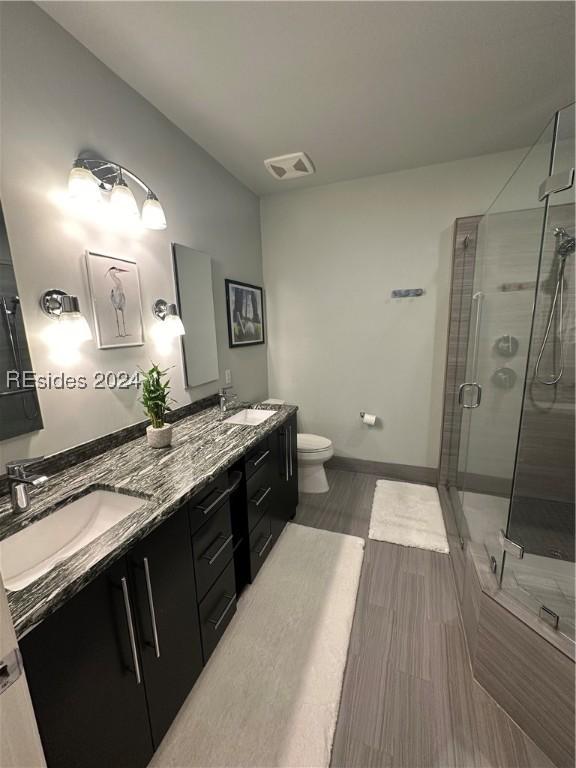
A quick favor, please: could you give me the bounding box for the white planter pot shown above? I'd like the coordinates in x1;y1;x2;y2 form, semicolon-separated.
146;423;172;448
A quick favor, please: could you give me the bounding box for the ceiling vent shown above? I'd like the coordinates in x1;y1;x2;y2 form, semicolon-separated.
264;152;315;180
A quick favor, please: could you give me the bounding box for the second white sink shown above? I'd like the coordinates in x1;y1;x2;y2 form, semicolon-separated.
223;408;276;426
0;489;145;591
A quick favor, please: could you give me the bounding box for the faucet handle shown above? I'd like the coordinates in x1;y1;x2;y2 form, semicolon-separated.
6;457;45;477
218;385;234;394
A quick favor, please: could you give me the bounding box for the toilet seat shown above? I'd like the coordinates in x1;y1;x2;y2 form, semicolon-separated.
297;433;332;453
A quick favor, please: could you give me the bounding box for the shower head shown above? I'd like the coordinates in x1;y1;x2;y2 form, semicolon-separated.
554;227;575;258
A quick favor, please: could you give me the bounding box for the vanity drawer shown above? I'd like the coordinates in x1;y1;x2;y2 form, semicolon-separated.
249;513;274;581
246;472;274;532
245;437;271;480
187;473;230;535
199;560;237;662
246;458;271;501
192;500;234;601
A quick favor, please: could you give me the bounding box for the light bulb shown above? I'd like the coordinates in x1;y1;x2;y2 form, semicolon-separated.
68;164;101;203
164;313;185;338
41;294;92;364
142;194;167;230
58;311;93;345
110;177;139;221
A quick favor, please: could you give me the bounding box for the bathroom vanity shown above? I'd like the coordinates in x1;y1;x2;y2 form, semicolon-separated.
0;404;298;768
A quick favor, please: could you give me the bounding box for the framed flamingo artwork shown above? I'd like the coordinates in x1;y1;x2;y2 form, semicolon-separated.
85;251;144;349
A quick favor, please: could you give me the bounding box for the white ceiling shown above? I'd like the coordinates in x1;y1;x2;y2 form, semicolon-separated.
40;1;575;195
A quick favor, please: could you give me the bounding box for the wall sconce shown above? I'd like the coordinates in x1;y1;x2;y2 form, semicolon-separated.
152;299;185;338
68;156;167;230
40;289;92;363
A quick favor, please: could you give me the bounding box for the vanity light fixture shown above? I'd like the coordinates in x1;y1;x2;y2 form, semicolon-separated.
109;169;140;221
142;192;168;230
68;159;101;203
67;156;167;230
40;289;92;363
152;299;185;338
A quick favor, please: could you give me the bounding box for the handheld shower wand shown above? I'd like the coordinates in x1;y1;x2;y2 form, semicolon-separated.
534;228;575;385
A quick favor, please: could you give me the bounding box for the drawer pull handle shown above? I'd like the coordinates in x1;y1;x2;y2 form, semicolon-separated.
250;449;270;468
196;488;230;517
203;534;234;566
143;558;161;659
251;486;271;507
257;533;273;559
121;577;142;685
209;593;236;631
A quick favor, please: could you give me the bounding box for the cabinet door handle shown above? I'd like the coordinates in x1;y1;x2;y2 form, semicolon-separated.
196;488;229;517
285;431;289;481
251;449;270;468
208;593;236;631
257;533;273;559
202;533;234;566
251;486;271;507
121;577;142;684
143;558;161;659
289;426;293;477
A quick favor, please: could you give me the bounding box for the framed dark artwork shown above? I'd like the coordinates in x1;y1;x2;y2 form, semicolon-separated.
225;279;265;347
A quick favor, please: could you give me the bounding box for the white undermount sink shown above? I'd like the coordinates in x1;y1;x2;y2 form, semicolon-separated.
223;408;276;426
0;489;145;591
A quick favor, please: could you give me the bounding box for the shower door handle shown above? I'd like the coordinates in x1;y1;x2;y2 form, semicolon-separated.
458;382;482;409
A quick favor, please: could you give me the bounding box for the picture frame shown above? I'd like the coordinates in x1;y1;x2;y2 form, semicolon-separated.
225;279;265;347
85;251;144;349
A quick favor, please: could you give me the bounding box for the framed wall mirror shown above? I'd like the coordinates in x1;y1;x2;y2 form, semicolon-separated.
172;244;219;388
0;202;43;440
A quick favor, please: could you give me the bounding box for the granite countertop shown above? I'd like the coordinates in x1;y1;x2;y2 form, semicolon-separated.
0;403;297;638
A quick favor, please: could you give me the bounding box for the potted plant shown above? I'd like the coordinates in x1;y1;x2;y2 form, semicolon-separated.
140;363;175;448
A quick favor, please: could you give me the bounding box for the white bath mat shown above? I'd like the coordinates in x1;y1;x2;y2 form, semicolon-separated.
368;480;449;553
150;523;365;768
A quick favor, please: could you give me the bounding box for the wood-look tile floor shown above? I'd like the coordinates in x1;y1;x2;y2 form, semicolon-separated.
295;469;554;768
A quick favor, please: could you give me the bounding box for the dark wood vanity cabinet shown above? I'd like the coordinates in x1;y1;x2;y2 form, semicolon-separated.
187;479;238;663
19;559;155;768
272;412;298;538
20;505;204;768
129;507;204;747
18;414;297;768
244;414;299;580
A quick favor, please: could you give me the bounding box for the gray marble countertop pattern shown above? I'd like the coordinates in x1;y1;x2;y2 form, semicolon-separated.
0;403;297;638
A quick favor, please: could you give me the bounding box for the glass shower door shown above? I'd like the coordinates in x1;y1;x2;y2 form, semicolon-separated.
456;118;556;573
504;103;575;639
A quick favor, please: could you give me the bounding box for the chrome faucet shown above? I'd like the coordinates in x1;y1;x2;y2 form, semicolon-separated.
5;458;48;513
218;386;237;413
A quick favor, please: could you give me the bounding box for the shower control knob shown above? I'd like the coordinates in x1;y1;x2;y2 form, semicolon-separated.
494;334;519;358
492;367;517;389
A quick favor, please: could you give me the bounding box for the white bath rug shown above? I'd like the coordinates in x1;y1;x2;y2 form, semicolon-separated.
150;523;365;768
369;480;449;553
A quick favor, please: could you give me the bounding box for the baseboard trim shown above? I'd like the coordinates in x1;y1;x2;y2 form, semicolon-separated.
326;456;438;486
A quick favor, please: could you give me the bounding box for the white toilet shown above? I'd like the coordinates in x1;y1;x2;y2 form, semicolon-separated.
297;433;334;494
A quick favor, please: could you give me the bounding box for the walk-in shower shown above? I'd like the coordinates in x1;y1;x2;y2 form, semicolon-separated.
440;103;575;643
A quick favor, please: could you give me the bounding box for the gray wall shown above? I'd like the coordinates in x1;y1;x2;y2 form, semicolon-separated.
261;149;528;469
0;3;267;469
